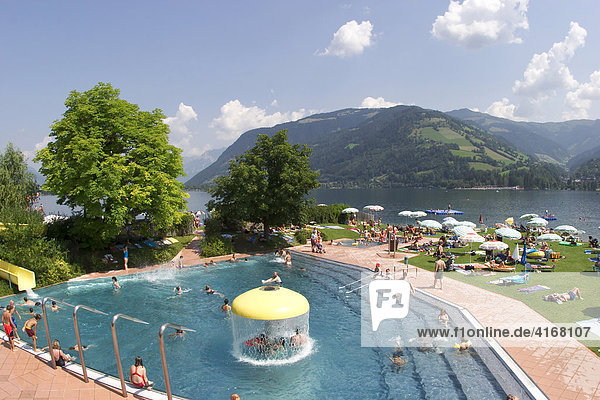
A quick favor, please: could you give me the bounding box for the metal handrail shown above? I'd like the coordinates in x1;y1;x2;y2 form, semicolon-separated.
73;305;107;382
111;313;149;397
41;297;75;369
158;323;196;400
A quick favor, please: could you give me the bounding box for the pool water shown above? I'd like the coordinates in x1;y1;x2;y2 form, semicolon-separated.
6;254;520;399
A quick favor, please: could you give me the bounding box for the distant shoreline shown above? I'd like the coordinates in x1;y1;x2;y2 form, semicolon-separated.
455;186;523;190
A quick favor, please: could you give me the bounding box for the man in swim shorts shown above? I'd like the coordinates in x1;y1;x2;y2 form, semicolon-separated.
22;314;42;351
2;305;16;351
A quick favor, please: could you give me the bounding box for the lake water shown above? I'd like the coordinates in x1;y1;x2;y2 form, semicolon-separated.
40;188;600;235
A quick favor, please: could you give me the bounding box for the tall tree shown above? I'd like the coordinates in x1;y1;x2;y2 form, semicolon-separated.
208;130;320;236
35;83;188;247
0;143;38;214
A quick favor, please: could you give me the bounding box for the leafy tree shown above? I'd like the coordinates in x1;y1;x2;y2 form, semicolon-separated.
207;130;320;236
0;143;38;215
35;83;188;248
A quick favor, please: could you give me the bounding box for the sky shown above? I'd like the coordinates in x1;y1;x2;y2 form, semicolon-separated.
1;0;600;161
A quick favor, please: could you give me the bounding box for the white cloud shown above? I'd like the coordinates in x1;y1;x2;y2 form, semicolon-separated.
359;96;402;108
163;103;211;157
513;22;585;100
23;135;51;161
319;20;374;57
563;70;600;120
210;100;308;141
432;0;529;50
485;97;527;120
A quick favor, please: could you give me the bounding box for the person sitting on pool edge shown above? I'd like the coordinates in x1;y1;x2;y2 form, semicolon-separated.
50;339;72;367
129;356;154;389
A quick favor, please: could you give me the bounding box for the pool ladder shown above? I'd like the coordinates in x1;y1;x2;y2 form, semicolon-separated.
41;297;195;399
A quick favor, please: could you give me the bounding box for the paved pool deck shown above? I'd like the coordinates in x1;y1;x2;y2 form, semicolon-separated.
1;236;599;399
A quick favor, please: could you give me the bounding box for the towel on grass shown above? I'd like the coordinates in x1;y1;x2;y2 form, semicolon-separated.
517;285;549;294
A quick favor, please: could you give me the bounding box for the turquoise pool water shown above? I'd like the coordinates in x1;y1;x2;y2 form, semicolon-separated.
5;255;526;399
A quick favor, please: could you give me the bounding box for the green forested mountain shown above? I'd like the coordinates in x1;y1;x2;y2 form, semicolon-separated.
187;106;565;189
569;158;600;190
447;109;600;167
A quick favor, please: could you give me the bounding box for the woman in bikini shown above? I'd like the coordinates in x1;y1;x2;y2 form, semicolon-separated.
129;356;153;389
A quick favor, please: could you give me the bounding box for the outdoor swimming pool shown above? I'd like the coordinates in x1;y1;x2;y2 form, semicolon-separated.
5;254;531;399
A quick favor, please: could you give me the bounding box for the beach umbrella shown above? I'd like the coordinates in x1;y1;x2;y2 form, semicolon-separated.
456;221;476;228
537;233;562;242
317;203;328;207
452;225;476;236
442;216;457;222
409;211;427;219
364;205;384;212
520;213;539;220
398;210;413;217
553;225;578;234
459;233;485;263
512;244;520;261
342;207;359;214
505;217;514;226
442;219;460;227
418;220;442;230
527;217;548;228
495;227;522;240
479;241;509;251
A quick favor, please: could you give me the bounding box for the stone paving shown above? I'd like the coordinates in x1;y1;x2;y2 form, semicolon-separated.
1;236;599;399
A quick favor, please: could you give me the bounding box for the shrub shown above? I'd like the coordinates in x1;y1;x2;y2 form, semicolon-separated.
320;230;329;241
294;230;310;244
201;235;233;257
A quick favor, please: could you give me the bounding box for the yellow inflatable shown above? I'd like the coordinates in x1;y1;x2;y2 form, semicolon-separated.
527;251;544;259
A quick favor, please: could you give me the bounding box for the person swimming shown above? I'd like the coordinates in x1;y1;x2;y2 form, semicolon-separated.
112;276;120;289
205;285;215;294
221;299;231;312
174;286;183;295
262;272;282;285
51;301;63;312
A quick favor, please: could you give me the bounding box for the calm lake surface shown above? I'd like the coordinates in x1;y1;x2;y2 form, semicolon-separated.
40;188;600;235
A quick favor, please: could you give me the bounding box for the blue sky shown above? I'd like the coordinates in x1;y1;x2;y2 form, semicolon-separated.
1;0;599;159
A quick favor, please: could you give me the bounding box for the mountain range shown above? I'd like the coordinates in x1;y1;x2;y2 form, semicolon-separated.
186;106;579;189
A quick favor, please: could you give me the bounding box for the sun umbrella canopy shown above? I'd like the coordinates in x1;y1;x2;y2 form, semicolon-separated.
520;213;539;220
409;211;427;218
457;221;476;228
442;219;460;227
317;203;328;207
537;233;562;241
459;233;485;243
479;241;509;251
527;217;548;227
398;210;413;217
418;220;442;230
495;227;522;240
364;205;384;212
342;207;359;214
453;226;476;236
553;225;578;234
442;216;457;222
505;217;514;226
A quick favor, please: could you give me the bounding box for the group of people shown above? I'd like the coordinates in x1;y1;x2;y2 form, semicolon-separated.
310;229;326;253
243;329;307;357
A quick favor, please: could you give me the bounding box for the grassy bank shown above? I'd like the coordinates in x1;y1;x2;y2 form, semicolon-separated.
408;233;600;352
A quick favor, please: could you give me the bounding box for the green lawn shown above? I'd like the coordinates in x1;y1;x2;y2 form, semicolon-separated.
409;236;600;327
